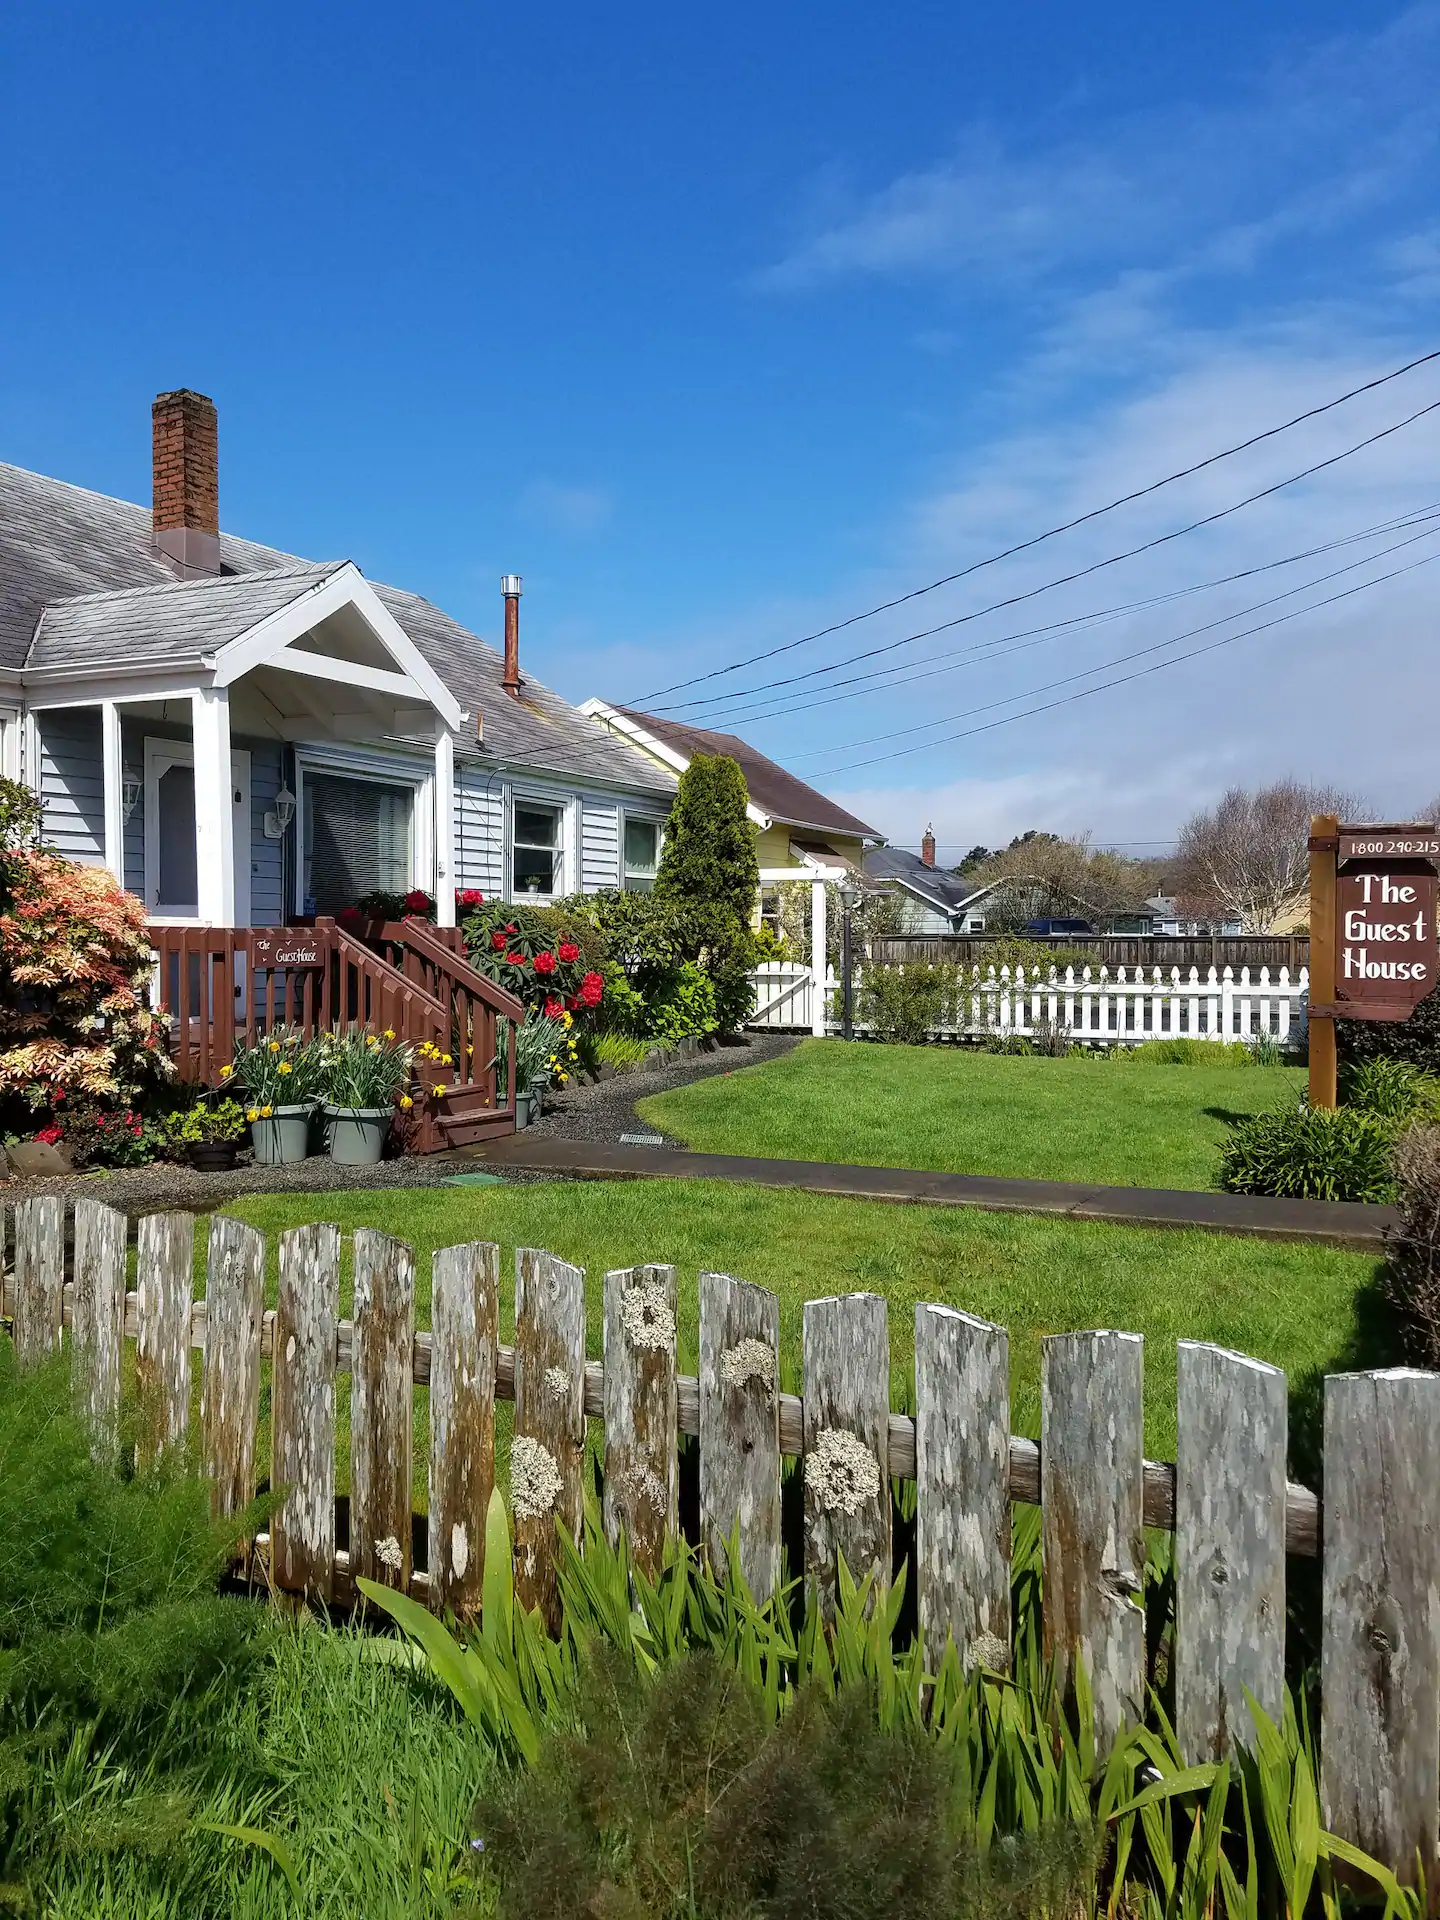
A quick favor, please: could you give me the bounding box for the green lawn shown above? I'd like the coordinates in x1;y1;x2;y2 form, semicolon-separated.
221;1176;1378;1461
639;1041;1305;1190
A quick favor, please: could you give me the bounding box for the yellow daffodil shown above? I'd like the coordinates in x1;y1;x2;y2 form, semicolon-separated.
268;1042;280;1054
246;1107;259;1122
219;1063;233;1078
366;1035;379;1048
383;1028;396;1041
399;1094;413;1110
260;1105;273;1119
277;1061;293;1075
432;1083;446;1097
441;1053;452;1065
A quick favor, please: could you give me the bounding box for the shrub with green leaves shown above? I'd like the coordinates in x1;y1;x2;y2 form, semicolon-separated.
647;960;719;1045
1341;1055;1440;1125
858;962;948;1045
1219;1102;1398;1202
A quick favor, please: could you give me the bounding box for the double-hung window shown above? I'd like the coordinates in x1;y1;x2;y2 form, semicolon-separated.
512;801;564;898
303;773;413;914
622;816;662;892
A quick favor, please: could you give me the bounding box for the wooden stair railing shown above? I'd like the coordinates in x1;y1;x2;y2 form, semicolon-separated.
348;919;524;1146
147;919;518;1151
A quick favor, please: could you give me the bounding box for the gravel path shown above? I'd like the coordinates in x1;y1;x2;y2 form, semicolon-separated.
525;1031;800;1145
0;1033;801;1216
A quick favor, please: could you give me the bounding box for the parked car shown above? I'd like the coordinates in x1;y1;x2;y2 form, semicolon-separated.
1023;917;1096;936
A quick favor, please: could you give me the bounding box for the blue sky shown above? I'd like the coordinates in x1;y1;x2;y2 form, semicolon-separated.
4;1;1440;860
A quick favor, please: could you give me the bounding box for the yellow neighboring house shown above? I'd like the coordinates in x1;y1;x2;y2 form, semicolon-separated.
578;700;880;884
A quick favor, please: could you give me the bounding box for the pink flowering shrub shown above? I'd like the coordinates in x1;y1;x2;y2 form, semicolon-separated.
0;782;173;1121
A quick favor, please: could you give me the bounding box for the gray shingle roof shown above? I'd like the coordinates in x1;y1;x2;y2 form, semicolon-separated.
28;564;341;671
862;844;983;915
0;460;672;794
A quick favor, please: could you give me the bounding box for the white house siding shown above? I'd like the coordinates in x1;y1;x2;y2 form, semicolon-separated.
580;797;621;892
894;893;956;936
37;708;104;865
454;763;505;897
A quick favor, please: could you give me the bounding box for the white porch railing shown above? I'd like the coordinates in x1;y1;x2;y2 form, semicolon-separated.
746;960;1310;1046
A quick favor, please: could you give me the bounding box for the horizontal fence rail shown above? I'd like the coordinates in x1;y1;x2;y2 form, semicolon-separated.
748;960;1309;1045
15;1198;1440;1882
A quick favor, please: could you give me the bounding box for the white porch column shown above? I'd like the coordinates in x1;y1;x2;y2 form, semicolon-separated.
434;726;456;926
100;700;125;884
810;875;827;1037
191;686;234;925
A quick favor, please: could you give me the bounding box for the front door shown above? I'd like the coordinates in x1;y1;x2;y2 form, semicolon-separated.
144;738;251;924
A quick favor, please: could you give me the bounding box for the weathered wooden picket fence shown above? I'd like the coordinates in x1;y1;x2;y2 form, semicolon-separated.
6;1195;1437;1885
748;959;1310;1046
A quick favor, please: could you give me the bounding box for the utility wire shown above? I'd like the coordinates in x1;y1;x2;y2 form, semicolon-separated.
804;542;1440;777
689;503;1440;731
644;388;1440;714
790;518;1440;764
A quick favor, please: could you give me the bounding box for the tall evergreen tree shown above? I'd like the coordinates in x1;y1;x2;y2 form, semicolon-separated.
655;754;759;921
654;754;759;1029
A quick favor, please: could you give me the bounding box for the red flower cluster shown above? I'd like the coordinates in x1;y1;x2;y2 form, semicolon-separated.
34;1123;63;1146
505;951;527;967
558;941;580;964
578;971;604;1008
533;949;557;976
456;888;485;909
490;930;508;951
543;995;564;1018
403;889;433;913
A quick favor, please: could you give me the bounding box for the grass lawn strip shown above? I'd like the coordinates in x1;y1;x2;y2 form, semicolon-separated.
638;1039;1305;1190
218;1177;1375;1483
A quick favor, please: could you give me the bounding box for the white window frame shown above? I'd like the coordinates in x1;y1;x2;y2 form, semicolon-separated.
293;745;432;917
619;808;665;892
0;706;19;781
507;787;574;902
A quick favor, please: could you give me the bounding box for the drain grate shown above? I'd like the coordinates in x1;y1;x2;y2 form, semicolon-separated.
619;1133;665;1148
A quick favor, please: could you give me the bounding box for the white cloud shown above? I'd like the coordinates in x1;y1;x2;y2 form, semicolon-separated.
517;479;613;537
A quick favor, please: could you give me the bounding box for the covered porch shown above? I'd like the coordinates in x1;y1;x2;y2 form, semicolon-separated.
25;562;467;929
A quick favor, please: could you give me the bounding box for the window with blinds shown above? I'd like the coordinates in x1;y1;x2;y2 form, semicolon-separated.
302;774;412;913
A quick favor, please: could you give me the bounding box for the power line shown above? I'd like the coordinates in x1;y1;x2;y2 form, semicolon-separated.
789;518;1440;764
627;345;1440;706
804;543;1440;778
680;503;1440;731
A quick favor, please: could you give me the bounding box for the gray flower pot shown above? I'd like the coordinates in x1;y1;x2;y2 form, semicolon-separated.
250;1104;314;1165
323;1103;393;1164
514;1092;533;1130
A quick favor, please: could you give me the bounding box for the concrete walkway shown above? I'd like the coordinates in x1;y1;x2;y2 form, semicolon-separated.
465;1135;1397;1251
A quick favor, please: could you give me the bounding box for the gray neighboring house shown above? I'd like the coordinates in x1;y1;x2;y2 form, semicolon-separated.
0;390;674;928
862;834;993;933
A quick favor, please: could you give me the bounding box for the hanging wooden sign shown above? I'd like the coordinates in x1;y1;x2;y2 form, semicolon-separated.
248;931;326;969
1307;817;1439;1108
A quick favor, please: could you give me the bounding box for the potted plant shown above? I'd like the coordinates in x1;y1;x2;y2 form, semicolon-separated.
510;1008;565;1127
226;1028;322;1164
317;1025;414;1163
157;1094;248;1172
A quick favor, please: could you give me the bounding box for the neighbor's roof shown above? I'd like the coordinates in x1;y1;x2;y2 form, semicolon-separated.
604;705;879;840
861;844;986;916
0;461;674;793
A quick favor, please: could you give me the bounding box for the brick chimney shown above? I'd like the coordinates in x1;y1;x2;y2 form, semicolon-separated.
500;574;524;697
151;390;221;578
921;825;936;867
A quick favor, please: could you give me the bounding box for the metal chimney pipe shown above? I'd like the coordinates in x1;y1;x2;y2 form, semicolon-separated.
501;574;523;697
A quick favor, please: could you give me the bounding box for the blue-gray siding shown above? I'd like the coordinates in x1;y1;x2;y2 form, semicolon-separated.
37;709;104;865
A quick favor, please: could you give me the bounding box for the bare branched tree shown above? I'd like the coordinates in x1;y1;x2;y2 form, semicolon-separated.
964;832;1163;932
1172;780;1364;932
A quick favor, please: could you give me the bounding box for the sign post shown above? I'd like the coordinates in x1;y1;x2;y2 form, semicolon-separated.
1308;813;1338;1110
1307;817;1440;1109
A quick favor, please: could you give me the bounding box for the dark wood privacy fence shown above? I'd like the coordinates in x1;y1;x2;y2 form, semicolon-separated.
871;934;1310;971
146;917;523;1149
7;1196;1437;1888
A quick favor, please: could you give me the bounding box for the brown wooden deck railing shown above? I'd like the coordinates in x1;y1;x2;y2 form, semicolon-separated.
147;919;522;1149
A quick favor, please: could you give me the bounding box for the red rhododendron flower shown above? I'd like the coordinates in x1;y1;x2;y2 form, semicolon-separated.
35;1123;63;1145
533;950;557;975
403;889;432;913
456;888;484;908
579;970;604;1008
490;930;508;951
505;923;517;934
558;941;580;964
505;952;527;966
543;995;564;1019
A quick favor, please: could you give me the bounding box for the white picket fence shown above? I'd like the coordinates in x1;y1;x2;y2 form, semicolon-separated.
747;960;1310;1046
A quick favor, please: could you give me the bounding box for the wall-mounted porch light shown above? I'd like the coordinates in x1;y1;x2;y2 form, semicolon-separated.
263;781;296;841
120;764;143;821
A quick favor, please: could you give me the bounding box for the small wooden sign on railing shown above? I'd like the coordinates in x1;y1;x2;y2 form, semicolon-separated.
9;1196;1440;1890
